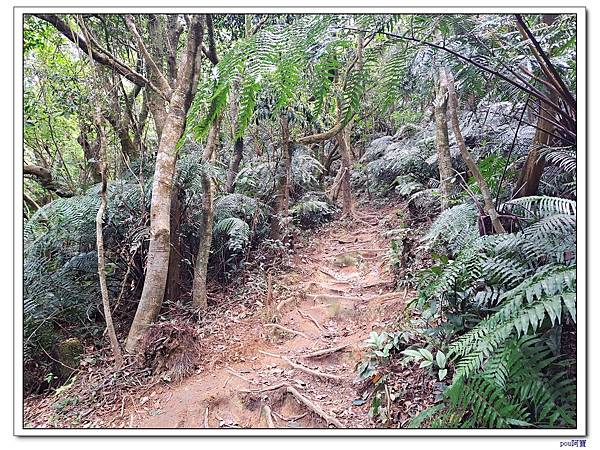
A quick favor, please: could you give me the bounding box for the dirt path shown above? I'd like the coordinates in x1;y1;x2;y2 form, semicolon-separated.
130;204;406;429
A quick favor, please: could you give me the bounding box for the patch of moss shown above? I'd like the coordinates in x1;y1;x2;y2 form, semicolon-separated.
56;338;83;380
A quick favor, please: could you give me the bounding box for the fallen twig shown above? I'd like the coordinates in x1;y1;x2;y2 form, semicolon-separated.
204;406;210;428
264;323;310;340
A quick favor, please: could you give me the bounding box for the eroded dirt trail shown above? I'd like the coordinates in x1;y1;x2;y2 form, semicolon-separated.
132;205;405;429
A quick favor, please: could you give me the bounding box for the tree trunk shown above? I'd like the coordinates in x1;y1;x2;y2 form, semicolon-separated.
225;137;244;193
512;86;559;198
192;118;221;311
165;187;182;303
270;115;292;240
94;114;123;369
434;73;454;210
125;17;205;353
445;69;505;234
225;76;243;193
336;126;353;215
77;130;102;184
512;14;562;199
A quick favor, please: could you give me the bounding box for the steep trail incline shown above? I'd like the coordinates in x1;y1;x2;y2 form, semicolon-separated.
131;203;407;429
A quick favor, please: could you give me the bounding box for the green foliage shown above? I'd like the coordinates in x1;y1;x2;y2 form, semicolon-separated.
411;195;577;428
366;145;435;194
467;154;509;198
393;175;424;197
290;192;337;229
421;203;479;255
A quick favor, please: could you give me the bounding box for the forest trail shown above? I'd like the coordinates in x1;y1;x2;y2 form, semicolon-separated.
130;203;406;429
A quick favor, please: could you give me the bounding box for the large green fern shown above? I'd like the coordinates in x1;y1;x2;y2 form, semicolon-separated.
411;195;577;428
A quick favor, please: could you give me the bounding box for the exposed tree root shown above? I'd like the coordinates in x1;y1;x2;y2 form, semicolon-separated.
307;293;365;302
285;385;345;428
240;383;344;428
264;323;310;340
297;309;326;333
260;405;275;428
239;382;289;394
339;209;378;227
258;350;344;381
276;296;297;312
301;343;349;358
225;367;258;385
318;268;343;281
273;411;308;422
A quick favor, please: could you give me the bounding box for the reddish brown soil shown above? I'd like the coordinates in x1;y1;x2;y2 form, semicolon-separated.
25;202;408;429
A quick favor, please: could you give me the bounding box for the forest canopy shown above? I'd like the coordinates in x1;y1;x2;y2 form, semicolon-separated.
21;12;578;430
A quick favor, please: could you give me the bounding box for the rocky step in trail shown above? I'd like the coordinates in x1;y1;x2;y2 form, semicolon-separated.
130;203;407;429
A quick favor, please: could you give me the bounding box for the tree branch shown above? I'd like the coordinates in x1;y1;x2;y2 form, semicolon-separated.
341;26;574;125
124;15;173;98
24;165;75;197
36;14;167;99
515;14;576;113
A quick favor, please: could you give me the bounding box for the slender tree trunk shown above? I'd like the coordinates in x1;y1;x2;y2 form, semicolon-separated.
445;70;506;233
125;17;205;353
336;126;353;215
94;114;123;369
225;138;244;193
77;130;102;184
434;71;454;210
225;76;244;193
192;118;221;311
270;115;292;240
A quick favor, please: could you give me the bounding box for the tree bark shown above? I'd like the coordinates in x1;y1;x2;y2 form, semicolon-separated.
225;76;244;193
94;113;124;369
445;69;506;234
336;125;353;215
512;14;561;199
77;129;102;184
270;115;292;240
511;96;556;199
23;165;75;198
192;118;221;311
125;16;205;353
165;187;182;303
434;71;454;210
225;138;244;193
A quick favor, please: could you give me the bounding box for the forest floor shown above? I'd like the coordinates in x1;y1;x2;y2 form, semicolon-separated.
25;200;415;429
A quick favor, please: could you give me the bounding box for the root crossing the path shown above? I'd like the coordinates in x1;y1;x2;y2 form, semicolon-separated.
117;203;407;429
